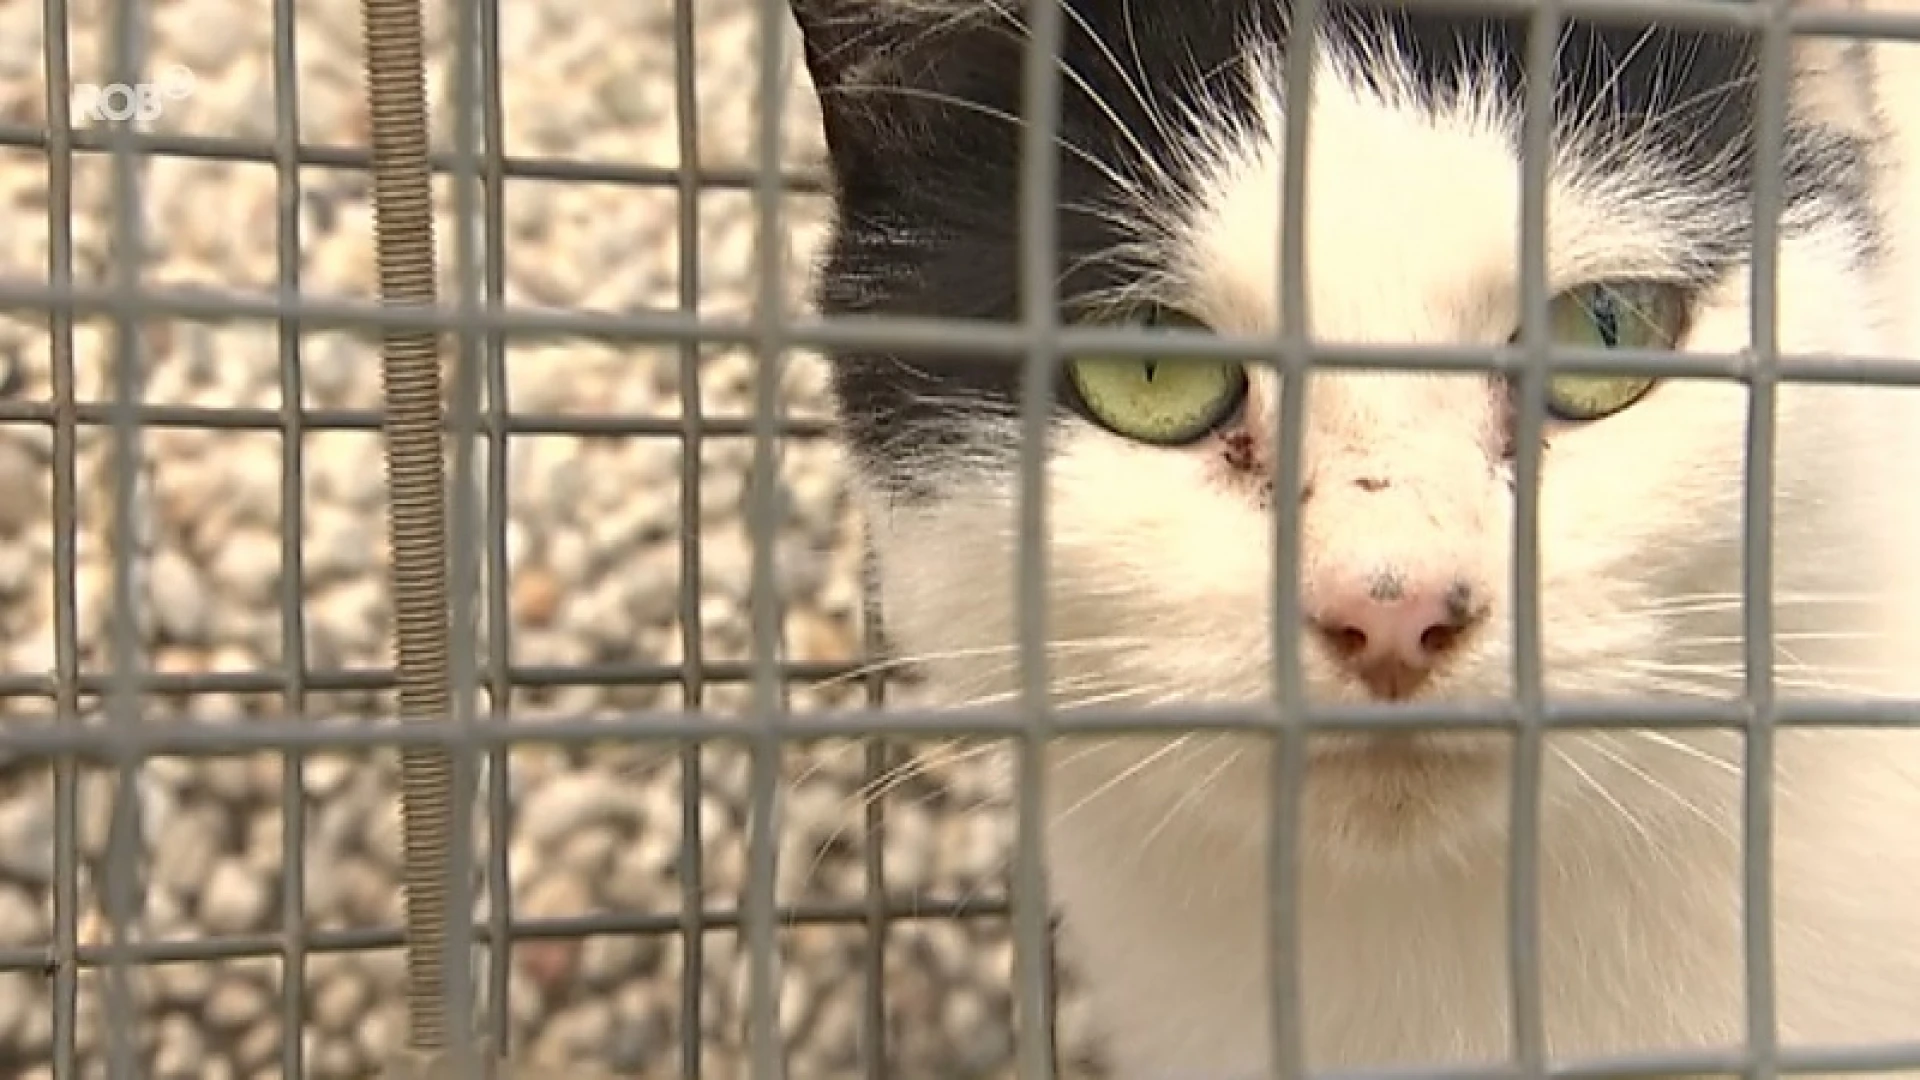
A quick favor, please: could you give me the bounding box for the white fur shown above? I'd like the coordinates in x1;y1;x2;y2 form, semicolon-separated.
850;5;1920;1076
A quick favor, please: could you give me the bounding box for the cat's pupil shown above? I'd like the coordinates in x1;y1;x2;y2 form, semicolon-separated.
1591;290;1621;347
1143;361;1159;382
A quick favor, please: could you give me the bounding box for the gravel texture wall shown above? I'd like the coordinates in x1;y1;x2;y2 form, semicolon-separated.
0;0;1108;1074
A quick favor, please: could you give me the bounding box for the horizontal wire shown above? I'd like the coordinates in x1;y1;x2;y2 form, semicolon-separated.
0;660;857;701
0;895;1012;972
0;696;1913;761
0;123;829;193
2;279;1919;384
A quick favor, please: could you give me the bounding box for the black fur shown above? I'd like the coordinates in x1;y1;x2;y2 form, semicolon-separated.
788;0;1876;494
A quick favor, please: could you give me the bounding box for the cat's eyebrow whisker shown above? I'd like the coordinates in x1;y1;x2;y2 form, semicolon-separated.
1645;71;1761;145
969;0;1179;192
1057;236;1173;307
1561;24;1664;150
1056;0;1177;147
1061;0;1180;157
944;0;1178;198
818;83;1143;196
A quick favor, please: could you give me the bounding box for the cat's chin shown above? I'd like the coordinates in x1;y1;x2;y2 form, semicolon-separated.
1298;732;1514;872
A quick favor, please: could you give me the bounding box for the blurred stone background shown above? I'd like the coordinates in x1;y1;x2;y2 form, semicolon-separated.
0;0;1106;1074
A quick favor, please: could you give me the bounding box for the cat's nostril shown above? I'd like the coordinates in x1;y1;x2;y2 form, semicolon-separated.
1323;625;1370;657
1418;623;1460;655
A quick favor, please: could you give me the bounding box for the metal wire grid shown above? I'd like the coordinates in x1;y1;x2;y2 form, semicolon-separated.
4;0;1008;1077
0;0;1915;1078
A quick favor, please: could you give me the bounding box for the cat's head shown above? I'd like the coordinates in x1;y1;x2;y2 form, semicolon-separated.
790;0;1905;869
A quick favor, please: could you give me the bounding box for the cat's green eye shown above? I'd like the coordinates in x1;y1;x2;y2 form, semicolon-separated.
1535;281;1688;421
1068;354;1248;445
1066;308;1246;445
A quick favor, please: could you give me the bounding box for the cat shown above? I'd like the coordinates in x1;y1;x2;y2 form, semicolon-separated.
785;0;1920;1076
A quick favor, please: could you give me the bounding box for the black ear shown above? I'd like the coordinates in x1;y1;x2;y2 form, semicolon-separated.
788;0;902;190
787;0;1011;192
787;0;889;95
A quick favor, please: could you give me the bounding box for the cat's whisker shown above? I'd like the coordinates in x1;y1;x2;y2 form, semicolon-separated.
1134;737;1241;854
1611;729;1744;780
1632;592;1879;618
1573;735;1739;848
792;676;1173;895
1543;671;1745;701
1620;659;1912;697
955;697;1230;913
797;675;1181;872
1549;745;1663;856
1664;630;1886;648
792;736;992;891
787;659;1137;796
1050;732;1200;828
1622;654;1902;676
802;634;1156;694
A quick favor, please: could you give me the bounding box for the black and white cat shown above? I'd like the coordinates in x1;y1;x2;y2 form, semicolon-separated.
786;1;1920;1075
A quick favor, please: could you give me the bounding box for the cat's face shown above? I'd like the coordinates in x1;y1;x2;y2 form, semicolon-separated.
792;0;1899;868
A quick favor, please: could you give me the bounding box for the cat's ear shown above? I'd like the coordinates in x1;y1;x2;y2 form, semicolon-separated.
788;0;1003;190
787;0;880;97
788;0;920;187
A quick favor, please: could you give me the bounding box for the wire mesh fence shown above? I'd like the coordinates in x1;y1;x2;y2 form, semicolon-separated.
0;0;1066;1074
0;0;1914;1076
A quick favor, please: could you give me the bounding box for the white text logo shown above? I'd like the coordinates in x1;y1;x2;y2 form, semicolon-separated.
72;65;197;124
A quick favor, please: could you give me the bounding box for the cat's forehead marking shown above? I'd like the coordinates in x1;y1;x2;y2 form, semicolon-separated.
1160;26;1765;338
1175;49;1532;340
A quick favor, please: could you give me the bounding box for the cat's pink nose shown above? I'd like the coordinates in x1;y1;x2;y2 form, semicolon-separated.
1307;577;1487;700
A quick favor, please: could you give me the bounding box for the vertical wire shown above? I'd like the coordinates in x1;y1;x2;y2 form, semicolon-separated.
1014;1;1064;1076
859;544;892;1080
670;0;709;1072
446;0;488;1064
101;0;150;1072
39;0;82;1070
1267;1;1319;1076
269;0;310;1069
1508;3;1558;1076
745;0;791;1074
477;0;515;1053
1742;3;1791;1078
